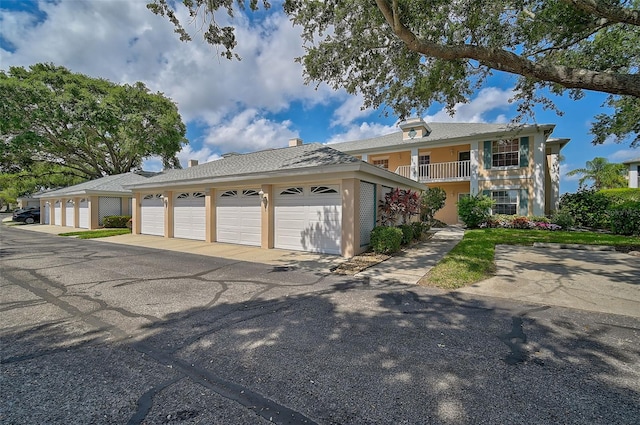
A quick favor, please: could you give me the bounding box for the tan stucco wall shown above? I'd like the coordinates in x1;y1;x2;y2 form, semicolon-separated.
341;178;359;258
431;182;471;224
369;151;410;173
132;193;141;235
260;184;274;249
420;145;470;163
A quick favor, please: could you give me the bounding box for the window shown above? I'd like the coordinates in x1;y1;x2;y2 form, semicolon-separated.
373;159;389;169
311;186;338;194
418;155;430;177
220;190;238;197
491;190;518;215
492;139;519;167
280;187;304;195
242;189;260;197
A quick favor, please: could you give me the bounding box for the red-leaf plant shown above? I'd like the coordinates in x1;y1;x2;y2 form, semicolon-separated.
378;188;421;226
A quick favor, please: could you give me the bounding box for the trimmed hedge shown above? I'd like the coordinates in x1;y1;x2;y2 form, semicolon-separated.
103;215;132;228
609;201;640;236
370;226;403;254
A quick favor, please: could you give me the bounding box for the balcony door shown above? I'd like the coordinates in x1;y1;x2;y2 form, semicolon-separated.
418;155;430;178
458;151;470;178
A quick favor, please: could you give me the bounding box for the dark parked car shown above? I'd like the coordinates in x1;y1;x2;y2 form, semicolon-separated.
13;208;40;224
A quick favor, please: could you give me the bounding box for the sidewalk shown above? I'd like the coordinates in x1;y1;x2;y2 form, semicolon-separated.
355;226;464;284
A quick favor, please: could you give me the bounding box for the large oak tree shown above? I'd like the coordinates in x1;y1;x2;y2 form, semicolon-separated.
1;64;187;182
148;0;639;146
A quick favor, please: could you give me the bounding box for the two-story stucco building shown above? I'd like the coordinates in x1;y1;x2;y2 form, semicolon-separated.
331;118;570;224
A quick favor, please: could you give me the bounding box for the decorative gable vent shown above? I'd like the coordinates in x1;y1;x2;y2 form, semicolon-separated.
399;117;432;140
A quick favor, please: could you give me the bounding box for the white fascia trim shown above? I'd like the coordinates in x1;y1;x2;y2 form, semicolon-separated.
126;162;426;192
338;125;555;155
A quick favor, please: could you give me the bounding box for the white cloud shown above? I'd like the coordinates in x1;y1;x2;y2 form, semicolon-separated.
0;1;338;152
424;87;514;123
609;149;640;163
330;94;374;127
326;121;397;144
203;109;298;152
177;145;222;167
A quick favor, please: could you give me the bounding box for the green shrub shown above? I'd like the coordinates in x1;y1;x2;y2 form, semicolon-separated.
411;221;428;240
559;190;610;229
398;224;414;245
370;226;403;254
600;188;640;204
609;201;640;236
552;209;575;229
457;194;494;228
420;187;447;224
529;215;550;223
103;215;131;228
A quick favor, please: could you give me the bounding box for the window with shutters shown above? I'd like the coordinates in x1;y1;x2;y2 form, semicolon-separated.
491;190;518;215
492;139;519;167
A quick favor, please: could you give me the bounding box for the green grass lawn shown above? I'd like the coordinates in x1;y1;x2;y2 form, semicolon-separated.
421;229;640;289
59;228;131;239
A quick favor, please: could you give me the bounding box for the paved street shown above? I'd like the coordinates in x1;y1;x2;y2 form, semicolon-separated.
1;224;639;424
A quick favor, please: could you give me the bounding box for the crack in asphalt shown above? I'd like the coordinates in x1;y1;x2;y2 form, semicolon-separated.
132;341;318;425
1;258;321;424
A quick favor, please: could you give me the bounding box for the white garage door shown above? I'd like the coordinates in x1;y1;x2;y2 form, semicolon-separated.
141;194;164;236
174;192;206;240
274;185;342;254
78;199;89;229
216;189;261;246
44;202;50;225
65;200;75;227
53;201;61;225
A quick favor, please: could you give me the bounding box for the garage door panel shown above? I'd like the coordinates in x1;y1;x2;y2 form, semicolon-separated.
216;190;261;246
274;186;341;255
173;192;206;240
141;194;164;236
78;199;89;229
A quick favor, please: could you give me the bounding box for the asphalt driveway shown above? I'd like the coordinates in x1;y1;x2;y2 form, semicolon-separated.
1;225;640;424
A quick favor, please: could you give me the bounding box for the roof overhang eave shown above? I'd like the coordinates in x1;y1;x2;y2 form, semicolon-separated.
125;162;426;192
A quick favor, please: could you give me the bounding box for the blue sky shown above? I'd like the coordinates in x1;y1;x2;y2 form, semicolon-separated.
1;0;637;194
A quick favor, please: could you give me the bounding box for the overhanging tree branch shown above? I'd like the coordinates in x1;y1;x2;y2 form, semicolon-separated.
374;0;640;98
561;0;640;26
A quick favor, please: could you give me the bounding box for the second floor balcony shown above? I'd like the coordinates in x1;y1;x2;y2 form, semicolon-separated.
395;160;471;183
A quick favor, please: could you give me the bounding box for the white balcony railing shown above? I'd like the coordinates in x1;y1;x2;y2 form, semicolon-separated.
395;160;471;182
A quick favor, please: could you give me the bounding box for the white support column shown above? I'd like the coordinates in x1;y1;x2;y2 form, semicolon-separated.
533;133;545;216
470;141;479;195
410;148;419;181
361;153;368;163
630;164;639;188
549;146;561;212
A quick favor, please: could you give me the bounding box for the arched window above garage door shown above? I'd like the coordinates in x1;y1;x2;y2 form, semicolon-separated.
311;186;339;194
242;189;260;197
280;187;303;195
220;190;238;198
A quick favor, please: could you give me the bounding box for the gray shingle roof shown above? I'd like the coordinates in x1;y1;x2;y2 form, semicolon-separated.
329;122;554;152
36;172;152;198
128;143;362;187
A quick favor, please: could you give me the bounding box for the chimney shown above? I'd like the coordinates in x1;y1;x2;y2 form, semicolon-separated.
289;138;303;147
188;159;198;167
